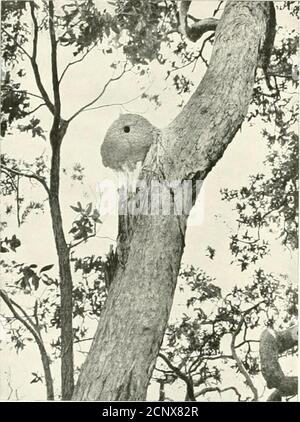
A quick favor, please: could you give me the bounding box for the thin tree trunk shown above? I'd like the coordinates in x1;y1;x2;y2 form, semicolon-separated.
0;290;54;400
49;120;74;400
260;325;298;401
73;1;275;401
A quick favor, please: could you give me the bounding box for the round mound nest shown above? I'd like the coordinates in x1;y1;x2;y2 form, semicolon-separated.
101;114;158;171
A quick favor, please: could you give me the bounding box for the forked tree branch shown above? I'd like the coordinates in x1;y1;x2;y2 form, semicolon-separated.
59;46;96;84
0;289;54;400
48;1;61;128
230;303;264;402
83;85;153;112
158;353;196;401
1;165;50;195
260;325;298;401
179;1;219;43
29;2;55;115
8;89;45;101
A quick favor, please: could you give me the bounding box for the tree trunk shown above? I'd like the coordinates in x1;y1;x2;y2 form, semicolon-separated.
49;120;74;400
73;1;275;401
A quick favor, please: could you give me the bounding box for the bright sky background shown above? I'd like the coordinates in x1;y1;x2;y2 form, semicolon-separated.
0;1;298;401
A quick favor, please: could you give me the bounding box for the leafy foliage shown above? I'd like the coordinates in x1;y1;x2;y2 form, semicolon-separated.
220;22;299;271
0;234;21;253
69;202;101;243
0;0;298;401
155;266;297;401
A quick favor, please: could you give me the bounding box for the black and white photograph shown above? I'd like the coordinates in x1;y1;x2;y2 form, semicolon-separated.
0;0;299;405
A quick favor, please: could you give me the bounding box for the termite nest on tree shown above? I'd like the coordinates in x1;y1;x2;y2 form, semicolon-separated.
100;113;159;172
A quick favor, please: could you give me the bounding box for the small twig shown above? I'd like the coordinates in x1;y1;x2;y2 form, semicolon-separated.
178;1;218;43
48;1;61;125
230;303;263;402
69;233;96;250
69;222;97;250
74;337;94;344
235;339;260;349
16;176;21;227
7;89;45;101
24;103;46;116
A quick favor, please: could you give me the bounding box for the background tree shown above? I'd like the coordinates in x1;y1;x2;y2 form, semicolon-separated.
153;267;297;401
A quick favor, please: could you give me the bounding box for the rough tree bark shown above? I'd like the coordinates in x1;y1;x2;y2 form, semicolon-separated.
73;1;276;400
260;325;298;401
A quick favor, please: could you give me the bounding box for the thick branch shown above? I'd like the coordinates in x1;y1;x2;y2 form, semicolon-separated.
158;353;196;401
179;1;218;43
48;1;61;127
260;325;298;400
